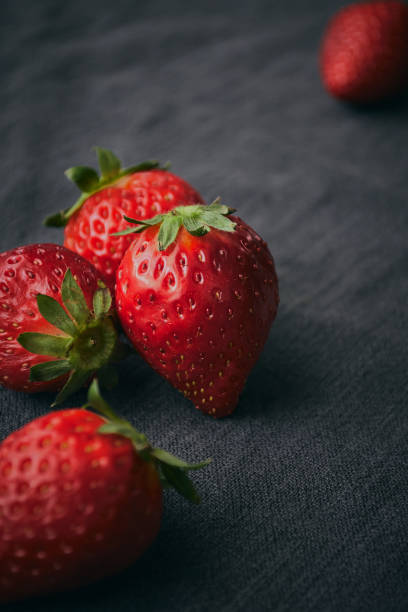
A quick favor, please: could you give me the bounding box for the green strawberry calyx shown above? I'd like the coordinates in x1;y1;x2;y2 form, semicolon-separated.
113;198;237;250
17;269;128;406
45;147;167;228
85;379;211;503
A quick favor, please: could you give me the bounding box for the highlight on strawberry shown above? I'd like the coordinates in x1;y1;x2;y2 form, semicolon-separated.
114;200;279;418
0;244;125;404
45;147;204;287
0;380;210;603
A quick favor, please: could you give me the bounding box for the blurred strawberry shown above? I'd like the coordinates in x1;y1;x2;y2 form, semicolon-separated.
320;1;408;103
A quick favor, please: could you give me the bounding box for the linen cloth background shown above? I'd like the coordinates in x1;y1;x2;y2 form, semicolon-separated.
1;1;408;611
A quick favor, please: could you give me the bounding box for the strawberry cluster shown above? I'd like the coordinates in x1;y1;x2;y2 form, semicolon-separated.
4;0;405;596
3;0;405;601
0;147;279;602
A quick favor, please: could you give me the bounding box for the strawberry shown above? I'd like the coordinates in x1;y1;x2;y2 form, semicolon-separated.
320;1;408;103
0;243;124;404
114;201;279;417
0;380;209;602
45;147;204;288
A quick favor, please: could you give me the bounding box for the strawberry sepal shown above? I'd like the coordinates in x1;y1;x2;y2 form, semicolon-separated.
113;198;237;250
29;359;72;382
17;269;126;405
86;380;211;504
44;147;165;227
18;333;73;357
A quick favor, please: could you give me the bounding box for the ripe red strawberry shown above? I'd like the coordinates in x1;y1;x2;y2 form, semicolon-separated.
115;201;279;417
320;1;408;103
45;147;204;288
0;380;208;602
0;243;123;404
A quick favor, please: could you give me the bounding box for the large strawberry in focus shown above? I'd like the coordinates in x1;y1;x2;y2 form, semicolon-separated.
115;201;279;418
0;244;123;404
45;148;204;288
320;1;408;103
0;380;209;602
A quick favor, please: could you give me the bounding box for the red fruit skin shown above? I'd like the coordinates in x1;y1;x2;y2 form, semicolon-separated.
64;169;204;288
0;409;162;603
115;218;279;417
320;1;408;103
0;244;102;393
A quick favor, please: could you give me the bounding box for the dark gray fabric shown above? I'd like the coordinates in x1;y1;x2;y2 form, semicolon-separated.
1;1;408;610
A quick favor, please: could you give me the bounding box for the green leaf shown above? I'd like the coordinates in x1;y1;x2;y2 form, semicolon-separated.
158;215;182;250
152;447;211;471
182;214;210;236
98;421;128;434
36;294;77;336
65;166;100;192
156;464;172;489
123;213;164;227
94;146;121;181
87;381;147;449
110;214;165;237
175;204;210;236
176;204;203;216
110;226;143;237
52;368;90;406
29;359;72;382
121;160;160;174
160;463;201;504
98;421;149;451
201;210;236;232
61;269;90;326
44;209;70;228
93;287;112;318
18;332;72;357
44;194;88;228
206;198;234;215
87;378;118;421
